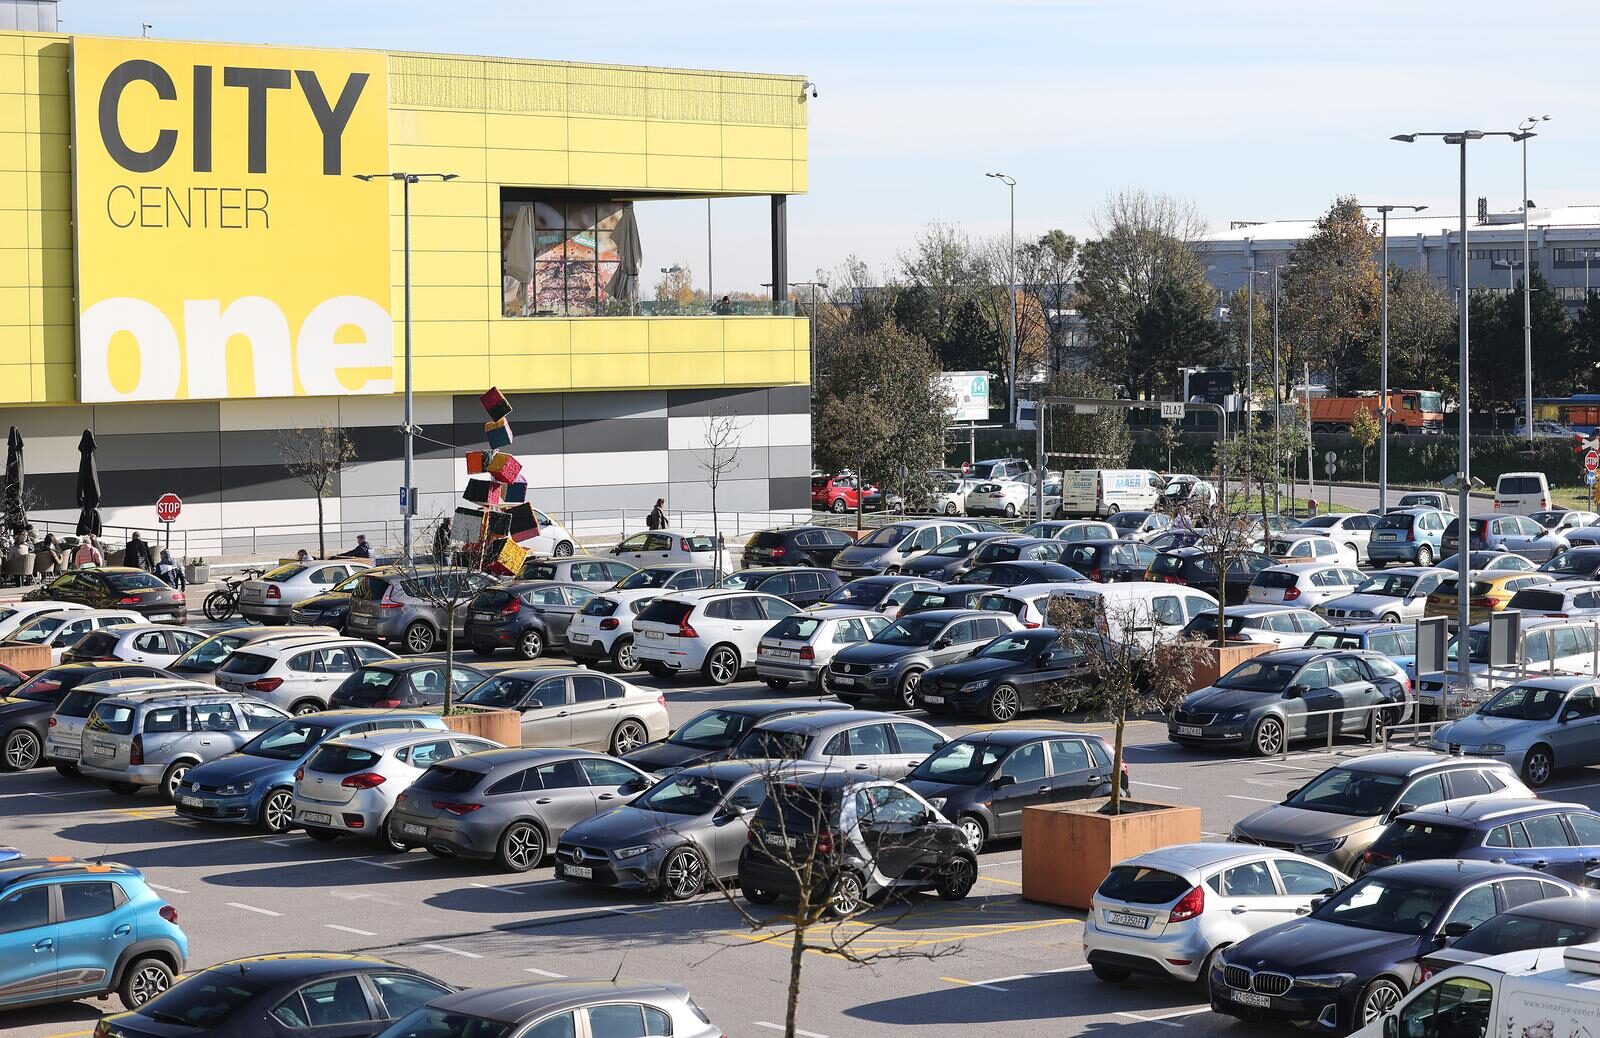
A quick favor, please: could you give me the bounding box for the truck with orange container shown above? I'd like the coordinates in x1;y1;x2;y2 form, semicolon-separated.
1307;389;1444;435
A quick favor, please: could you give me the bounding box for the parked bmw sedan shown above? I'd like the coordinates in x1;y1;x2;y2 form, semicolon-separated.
1430;676;1600;787
1419;895;1600;978
1210;860;1575;1034
1315;566;1449;624
620;700;844;775
828;609;1023;709
915;628;1097;721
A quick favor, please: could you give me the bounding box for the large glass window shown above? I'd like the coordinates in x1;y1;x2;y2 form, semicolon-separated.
503;199;624;317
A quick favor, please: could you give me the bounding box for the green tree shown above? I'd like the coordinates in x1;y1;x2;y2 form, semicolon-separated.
1523;270;1579;396
1349;403;1380;482
1131;279;1225;394
1468;290;1520;422
1571;292;1600;391
1037;371;1134;471
1280;197;1383;392
1223;284;1272;396
1385;266;1458;407
1019;230;1080;371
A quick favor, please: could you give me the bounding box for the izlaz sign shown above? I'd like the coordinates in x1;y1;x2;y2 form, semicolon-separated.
70;38;393;402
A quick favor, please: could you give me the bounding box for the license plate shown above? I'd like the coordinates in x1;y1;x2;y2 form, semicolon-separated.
1377;532;1396;540
766;648;793;658
1419;694;1439;706
301;811;331;825
92;740;116;757
1231;990;1271;1008
1104;911;1149;929
922;694;945;704
178;795;203;808
832;675;853;685
563;865;593;879
569;632;589;643
1175;725;1202;736
645;631;664;640
471;611;495;622
402;823;426;837
148;613;173;621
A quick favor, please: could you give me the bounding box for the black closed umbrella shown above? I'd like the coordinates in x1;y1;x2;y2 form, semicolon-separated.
2;425;22;536
75;429;101;537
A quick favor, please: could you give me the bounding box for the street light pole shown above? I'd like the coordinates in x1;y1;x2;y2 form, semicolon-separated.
791;280;828;394
1362;204;1428;514
1272;265;1282;515
987;172;1018;425
1518;116;1550;451
355;171;458;560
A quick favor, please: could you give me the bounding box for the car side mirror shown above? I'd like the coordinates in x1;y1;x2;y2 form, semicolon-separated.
1442;921;1474;939
1388;802;1418;822
619;778;646;795
1036;652;1055;666
721;804;750;819
1284;684;1309;699
1562;710;1579;724
991;774;1015;789
1282;787;1300;804
932;639;950;650
1309;897;1326;912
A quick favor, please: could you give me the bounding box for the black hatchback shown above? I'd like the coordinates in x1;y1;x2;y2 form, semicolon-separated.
327;658;489;710
742;525;857;568
955;560;1085;587
1057;539;1159;583
916;628;1099;721
714;567;843;606
1148;546;1275;604
621;699;846;774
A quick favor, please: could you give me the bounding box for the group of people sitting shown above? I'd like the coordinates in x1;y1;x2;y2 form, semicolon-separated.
0;527;186;588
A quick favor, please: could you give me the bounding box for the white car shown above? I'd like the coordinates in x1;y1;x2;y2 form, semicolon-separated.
1315;566;1450;623
5;609;146;665
1185;604;1329;647
975;582;1097;629
1530;509;1599;533
292;728;501;850
60;623;207;667
1437;550;1536;577
1266;533;1359;568
632;589;801;685
238;559;372;623
1292;513;1381;563
964;480;1033;518
1504;579;1600;619
0;600;89;642
517;508;579;558
1247;563;1367;610
564;590;663;673
609;529;727;570
1021;520;1119;543
1020;478;1063;519
919;476;975;516
212;636;398;714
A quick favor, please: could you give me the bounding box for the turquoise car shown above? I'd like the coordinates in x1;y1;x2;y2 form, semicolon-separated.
1368;507;1450;567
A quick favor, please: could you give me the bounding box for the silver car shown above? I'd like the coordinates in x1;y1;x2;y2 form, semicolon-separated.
729;709;947;780
754;609;892;692
79;683;291;799
346;566;498;654
1315;566;1450;623
457;667;670;755
515;555;639;591
829;520;973;579
237;559;372;622
292;728;501;849
1084;842;1351;986
383;980;725;1038
59;623;206;668
1431;675;1600;788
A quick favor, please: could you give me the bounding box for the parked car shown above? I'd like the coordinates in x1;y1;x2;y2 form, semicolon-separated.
1247;563;1367;609
59;623;205;667
1267;533;1360;568
911;473;974;516
1531;509;1600;533
1362;798;1600;882
515;555;639;591
174;709;449;833
609;529;725;568
24;567;187;623
463;579;597;660
1495;471;1553;515
1058;468;1165;517
608;563;718;594
1211;860;1574;1033
901;583;1002;616
811;472;876;513
916;628;1098;721
1147;546;1276;605
164;625;337;681
1538;545;1600;583
1367;508;1450;567
38;670;182;776
754;609;891;692
974;581;1098;629
213;635;397;715
1317;567;1450;623
377;980;723;1038
0;662;20;698
1417;616;1600;717
737;771;976;916
1181;605;1329;647
829;609;1023;708
386;747;652;870
632;589;800;684
1303;623;1419;677
1295;512;1382;563
563;568;720;671
899;531;1012;581
286;570;368;631
6;608;147;665
1171;648;1412;757
1050;581;1221;648
457;667;670;754
1159;473;1218;509
326;657;488;710
1424;571;1554;625
742;525;856;568
905;729;1125;849
952;536;1066;579
1021;519;1120;542
1437;549;1537;576
236;559;372;622
0;662;173;772
963;479;1032;518
1505;579;1600;618
621;700;846;775
510;508;580;559
1230;753;1533;872
806;575;939;621
1431;676;1600;787
829;520;972;579
0;857;187;1012
956;559;1087;588
731;708;947;780
1108;509;1173;541
100;953;450;1037
293;728;501;849
1056;538;1159;583
0;599;87;641
1085;843;1350;990
714;566;844;606
1388;491;1455;513
1418;895;1600;978
1443;513;1567;561
347;566;498;655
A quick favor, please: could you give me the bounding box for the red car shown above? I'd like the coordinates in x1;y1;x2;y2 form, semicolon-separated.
0;662;21;697
811;473;877;513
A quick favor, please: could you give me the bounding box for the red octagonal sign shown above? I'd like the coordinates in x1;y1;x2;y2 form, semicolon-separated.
156;493;183;523
1587;451;1599;474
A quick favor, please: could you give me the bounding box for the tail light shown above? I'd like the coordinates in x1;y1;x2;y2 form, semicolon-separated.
266;585;281;600
500;598;520;616
294;767;304;781
174;593;185;603
1024;620;1040;629
1493;501;1501;511
1406;528;1415;542
158;904;177;924
47;717;56;729
342;773;386;789
118;596;142;605
678;617;698;639
246;677;284;692
380;586;404;610
1419;965;1435;982
1088;567;1103;582
656;694;667;709
433;801;482;816
1541;497;1550;509
770;547;786;559
1283;586;1301;601
815;828;836;856
129;735;143;767
1168;884;1205;923
799;645;815;660
680;538;693;552
396;793;409;807
372;699;402;708
1470;597;1497;608
599;618;619;631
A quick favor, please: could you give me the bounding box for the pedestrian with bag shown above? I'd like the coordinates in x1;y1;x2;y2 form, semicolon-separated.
646;498;668;531
124;530;154;571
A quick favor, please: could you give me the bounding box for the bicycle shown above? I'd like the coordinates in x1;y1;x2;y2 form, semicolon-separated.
202;568;264;623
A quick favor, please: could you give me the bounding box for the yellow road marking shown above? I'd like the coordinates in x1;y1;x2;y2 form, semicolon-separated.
977;874;1023;887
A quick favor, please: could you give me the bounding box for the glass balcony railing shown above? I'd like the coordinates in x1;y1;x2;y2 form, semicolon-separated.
509;299;796;319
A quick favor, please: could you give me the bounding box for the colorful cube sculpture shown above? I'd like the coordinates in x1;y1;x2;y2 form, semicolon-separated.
484;509;513;536
451;507;484;545
483;536;528;577
503;481;528;504
486;452;523;484
484;417;514;451
463;479;502;506
464;450;489;475
508;503;540;542
479;387;512;422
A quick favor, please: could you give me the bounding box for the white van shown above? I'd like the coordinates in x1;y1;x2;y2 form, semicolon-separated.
1045;581;1218;649
1058;469;1164;518
1495;471;1552;516
1351;942;1600;1038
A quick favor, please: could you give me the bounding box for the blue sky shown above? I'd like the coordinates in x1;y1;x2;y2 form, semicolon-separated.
64;0;1600;293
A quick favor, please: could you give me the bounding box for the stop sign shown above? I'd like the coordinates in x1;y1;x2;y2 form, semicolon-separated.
155;493;182;523
960;461;970;475
1587;451;1598;474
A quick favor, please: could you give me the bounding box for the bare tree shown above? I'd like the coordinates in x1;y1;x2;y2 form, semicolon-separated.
698;410;748;578
277;423;357;559
1184;497;1272;643
396;522;489;712
1156;419;1183;472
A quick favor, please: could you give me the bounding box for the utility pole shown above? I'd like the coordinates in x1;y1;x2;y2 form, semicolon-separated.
986;172;1018;425
1362;204;1428;513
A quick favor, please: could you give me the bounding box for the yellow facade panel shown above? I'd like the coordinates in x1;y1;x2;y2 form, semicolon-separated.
35;323;72;364
38;247;69;287
37;170;67;210
0;286;25;324
571;352;650;388
723;317;789;351
568;152;647;189
408;320;491;357
571;318;647;355
726;350;795;385
0;210;20;245
389;143;488;182
567;117;646;154
792;349;810;384
413;355;489;392
390;107;486;148
0;92;24;133
0;363;31;403
0;54;22;93
0;248;25;285
25;50;67;95
38;285;70;326
30;208;70;249
490;319;571;357
394;214;494;252
646;121;721;156
722;157;795;193
651;352;725;386
491;354;570;390
24;91;65;133
0;33;20;54
647;155;721;191
485;148;569;187
647;319;722;353
0;132;23;172
391;179;486;219
0;326;26;364
389;285;486;321
722;124;791;160
388;249;493;289
486;113;568;151
28;132;69;172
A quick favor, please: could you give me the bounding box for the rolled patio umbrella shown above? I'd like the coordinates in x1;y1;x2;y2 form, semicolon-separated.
75;429;101;537
2;425;21;535
605;204;642;303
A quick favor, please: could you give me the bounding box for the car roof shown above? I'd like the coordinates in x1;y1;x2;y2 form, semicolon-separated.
755;709;899;733
1307;621;1410;637
194;953;417;984
362;657;477;673
99;623;201;636
1223;604;1304;617
100;685;246;706
1502;674;1599;692
0;858;140;891
1266;562;1344;574
899;608;992;622
422;981;690;1024
1499;896;1600;924
45;660;155;673
1399;798;1584;827
437;747;608;772
291;708;438;726
245;637;385;655
1342;752;1500;776
1368;859;1541;884
61;676;206;694
957;727;1102;748
1122;841;1303;873
713;700;844;717
324;728;483;751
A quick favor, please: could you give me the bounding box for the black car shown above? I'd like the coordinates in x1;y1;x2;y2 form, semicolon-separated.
24;567;189;624
916;628;1099;721
737;771;978;917
900;531;1012;581
899;583;1001;616
955;560;1086;588
1419;895;1600;978
464;580;593;660
809;575;938;618
904;729;1124;851
953;536;1065;579
1148;546;1276;605
0;662;173;771
714;567;843;606
327;658;489;710
1212;860;1574;1034
742;525;857;568
99;953;452;1038
288;571;368;632
621;700;846;774
1058;539;1159;583
1539;545;1600;582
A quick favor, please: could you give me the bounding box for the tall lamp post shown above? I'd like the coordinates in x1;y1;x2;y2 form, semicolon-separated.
791;280;828;394
986;172;1018;425
1238;268;1271;509
1491;258;1523;292
1361;204;1428;514
1517;116;1549;450
1391;128;1519;696
355;171;458;559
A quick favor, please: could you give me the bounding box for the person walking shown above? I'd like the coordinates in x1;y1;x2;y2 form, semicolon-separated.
124;530;154;571
646;498;668;531
154;549;186;589
72;533;103;569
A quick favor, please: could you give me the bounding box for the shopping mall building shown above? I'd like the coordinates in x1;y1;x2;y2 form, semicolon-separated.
0;9;812;553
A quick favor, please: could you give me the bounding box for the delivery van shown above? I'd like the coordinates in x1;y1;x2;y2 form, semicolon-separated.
1058;469;1164;517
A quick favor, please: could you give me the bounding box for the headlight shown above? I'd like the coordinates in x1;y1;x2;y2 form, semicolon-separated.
871;663;892;671
217;781;254;796
1221;710;1249;723
927;797;947;812
960;680;991;693
614;845;652;859
1296;973;1356;990
1477;743;1505;754
1350;610;1374;619
1297;837;1346;855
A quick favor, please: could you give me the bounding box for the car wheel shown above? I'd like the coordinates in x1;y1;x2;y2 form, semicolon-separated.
611;637;640;673
743;885;779;905
1;727;41;771
764;678;791;690
956;815;986;853
471;642;497;656
1524;744;1555;788
610;719;649;756
897;669;925;709
107;781;141;796
1106;504;1121;516
1004;503;1018;518
379;814;412;854
1365;708;1387;744
827;870;866;918
554;540;574;558
1415;545;1434;566
259;788;295;834
987;684;1021;723
1250;716;1285;757
1359;978;1406;1026
1197;947;1223;997
496;821;545;872
291;700;323;717
119;957;174;1010
403;621;437;655
1380;612;1400;623
1091;963;1132;983
660;846;708;900
159;762;192;802
516;628;546;661
830;497;847;514
945;501;958;515
937;854;977;900
304;826;339;843
703;644;740;686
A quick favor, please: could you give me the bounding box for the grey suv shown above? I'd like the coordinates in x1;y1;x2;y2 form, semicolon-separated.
346;567;497;654
79;682;291;800
828;609;1022;708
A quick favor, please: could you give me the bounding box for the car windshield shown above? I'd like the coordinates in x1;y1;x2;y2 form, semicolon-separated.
930;536;983;558
138;970;267;1028
1286;767;1406;816
1109;512;1145;530
241;718;332;760
903;590;956;613
178;634;248;668
634;772;735;815
766;616;822;641
459;677;532;709
1299;516;1338;529
104;571;168;591
1355;574;1417;597
824;582;889;607
1438;552;1500;572
615;568;678;591
733;727;810;760
1311;874;1451;935
1187;613;1243;637
975;634;1042;661
1374;514;1416;531
670;709;753;749
1531;511;1567;528
1370;821;1471;861
1541;551;1600;576
1478;684;1567;721
1446;630;1490;664
1453;912;1598;956
860;525;912;547
874;616;946;646
373;1007;510;1038
716;571;771;591
263;563;307;581
1304;631;1362;650
9;614;65;643
1216;659;1301;692
908;740;1007;785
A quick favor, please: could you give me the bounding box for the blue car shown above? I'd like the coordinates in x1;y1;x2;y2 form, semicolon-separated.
1302;622;1419;681
0;847;18;863
1367;508;1450;567
173;709;447;833
0;857;187;1011
1362;799;1600;884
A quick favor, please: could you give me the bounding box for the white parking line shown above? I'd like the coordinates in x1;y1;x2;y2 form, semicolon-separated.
326;924;378;936
228;902;282;917
756;1022;827;1038
470;882;523;894
524;968;567;978
1135;780;1182;791
1114;1010;1184;1028
147;883;188;895
354;858;404;871
1227;794;1280;803
979;860;1021;869
420;943;482;959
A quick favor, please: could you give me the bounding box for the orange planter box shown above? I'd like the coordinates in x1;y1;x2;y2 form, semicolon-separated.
1187;640;1277;691
0;644;50;676
1021;799;1203;910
